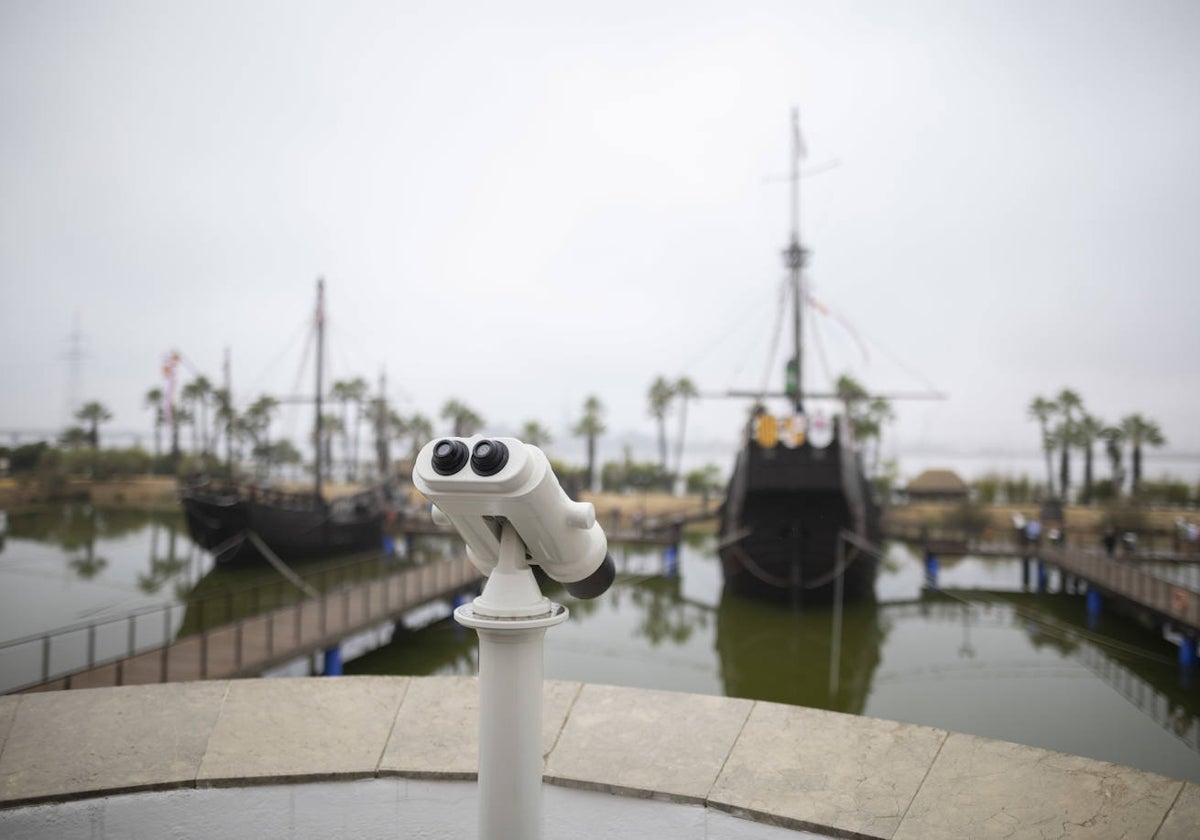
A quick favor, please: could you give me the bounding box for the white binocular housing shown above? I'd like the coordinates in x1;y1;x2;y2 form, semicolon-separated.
412;436;614;599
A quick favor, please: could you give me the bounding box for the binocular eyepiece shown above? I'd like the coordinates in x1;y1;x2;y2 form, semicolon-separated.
432;438;511;477
431;439;469;475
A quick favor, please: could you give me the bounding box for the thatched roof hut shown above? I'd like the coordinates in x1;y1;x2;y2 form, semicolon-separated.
906;469;969;503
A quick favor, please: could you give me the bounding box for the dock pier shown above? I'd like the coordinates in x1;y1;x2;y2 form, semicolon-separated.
6;555;481;694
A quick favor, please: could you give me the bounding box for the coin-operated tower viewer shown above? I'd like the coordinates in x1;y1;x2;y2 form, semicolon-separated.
412;436;615;840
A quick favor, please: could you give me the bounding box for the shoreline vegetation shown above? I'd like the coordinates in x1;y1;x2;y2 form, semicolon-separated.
0;475;1193;541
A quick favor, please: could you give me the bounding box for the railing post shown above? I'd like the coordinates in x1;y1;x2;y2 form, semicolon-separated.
87;624;96;669
161;605;171;682
201;631;208;679
267;610;274;658
295;599;302;645
235;621;244;670
128;614;136;658
41;634;50;683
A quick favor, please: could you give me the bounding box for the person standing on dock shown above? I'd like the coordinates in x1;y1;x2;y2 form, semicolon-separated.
1102;526;1117;557
1024;518;1042;547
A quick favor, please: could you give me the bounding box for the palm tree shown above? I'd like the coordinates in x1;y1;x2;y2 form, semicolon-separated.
1051;419;1077;503
441;399;484;437
1120;414;1166;497
59;426;91;449
143;387;165;461
331;377;369;481
212;387;236;475
672;377;699;492
74;401;112;449
647;377;675;473
520;420;553;449
1027;396;1057;498
404;413;434;458
834;374;893;470
1101;425;1126;496
173;405;196;461
1076;413;1104;504
180;378;210;457
181;376;214;457
1054;389;1083;503
316;413;343;482
365;395;391;479
242;395;279;479
572;395;606;493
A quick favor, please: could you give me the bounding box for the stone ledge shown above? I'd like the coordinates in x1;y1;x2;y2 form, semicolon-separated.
0;677;1195;839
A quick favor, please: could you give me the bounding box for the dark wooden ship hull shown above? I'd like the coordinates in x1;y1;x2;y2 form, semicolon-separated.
181;480;385;565
717;424;881;604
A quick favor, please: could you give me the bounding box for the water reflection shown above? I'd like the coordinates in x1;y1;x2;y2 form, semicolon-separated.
347;536;1200;781
716;591;885;713
6;505;162;551
67;545;108;580
4;507;216;637
139;525;190;595
906;590;1200;755
0;504;208;690
4;508;1199;781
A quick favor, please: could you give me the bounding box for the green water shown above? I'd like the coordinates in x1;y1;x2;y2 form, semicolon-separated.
348;537;1200;783
2;505;1198;783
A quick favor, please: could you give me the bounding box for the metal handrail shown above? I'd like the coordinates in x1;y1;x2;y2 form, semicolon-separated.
2;552;478;694
0;551;396;652
0;547;466;695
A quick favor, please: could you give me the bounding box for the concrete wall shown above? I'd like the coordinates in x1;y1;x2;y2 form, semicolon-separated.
1;677;1197;839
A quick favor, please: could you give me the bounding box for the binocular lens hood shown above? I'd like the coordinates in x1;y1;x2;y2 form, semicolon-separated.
564;553;615;600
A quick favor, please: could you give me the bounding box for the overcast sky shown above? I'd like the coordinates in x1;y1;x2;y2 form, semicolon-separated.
2;1;1198;482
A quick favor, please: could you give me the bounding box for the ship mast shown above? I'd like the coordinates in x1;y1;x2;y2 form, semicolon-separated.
784;107;808;415
314;277;325;502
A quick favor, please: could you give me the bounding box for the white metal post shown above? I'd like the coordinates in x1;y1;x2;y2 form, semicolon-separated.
455;523;567;840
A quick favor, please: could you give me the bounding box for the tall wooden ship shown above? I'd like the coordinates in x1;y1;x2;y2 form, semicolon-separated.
180;279;389;565
717;113;882;604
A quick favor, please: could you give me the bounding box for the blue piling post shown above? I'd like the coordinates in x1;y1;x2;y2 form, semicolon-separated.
924;552;939;591
323;645;343;676
1086;588;1102;629
663;545;679;579
382;533;396;559
405;533;416;558
1180;636;1198;670
1036;561;1048;594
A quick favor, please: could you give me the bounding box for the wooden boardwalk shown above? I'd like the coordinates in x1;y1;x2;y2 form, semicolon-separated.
22;555;481;693
1037;546;1200;632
